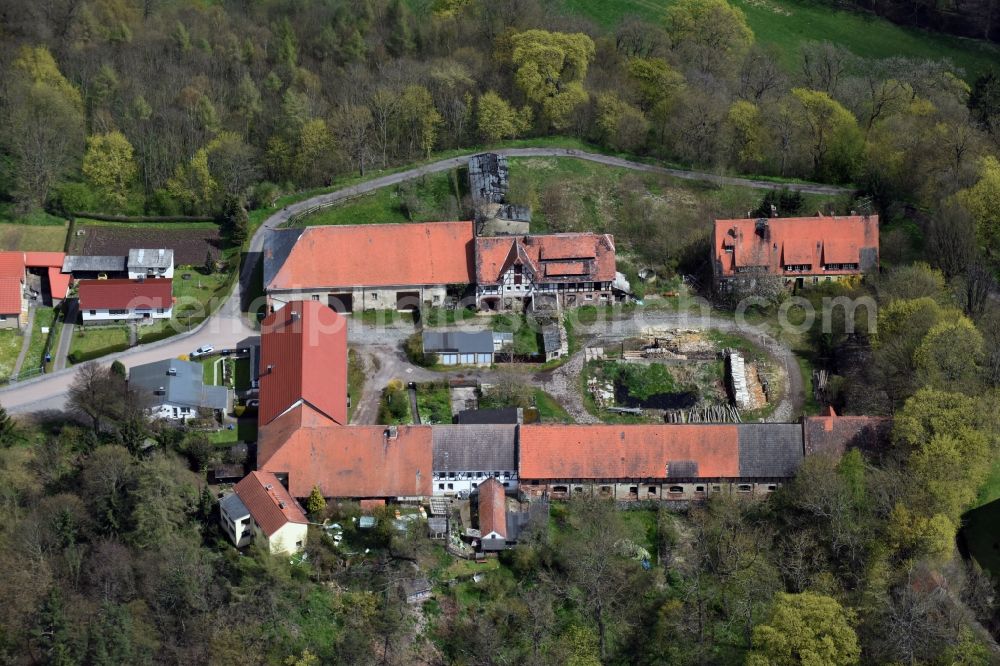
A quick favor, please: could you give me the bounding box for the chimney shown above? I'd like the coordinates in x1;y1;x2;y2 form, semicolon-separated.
755;218;769;238
384;426;398;440
166;367;177;376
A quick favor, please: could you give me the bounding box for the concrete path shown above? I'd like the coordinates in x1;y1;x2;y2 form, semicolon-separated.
52;299;77;372
10;306;35;377
1;145;833;415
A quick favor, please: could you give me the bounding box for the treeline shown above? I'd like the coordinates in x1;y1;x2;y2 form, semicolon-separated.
0;0;998;244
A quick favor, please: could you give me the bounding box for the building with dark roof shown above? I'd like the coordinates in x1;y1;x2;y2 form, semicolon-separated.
129;358;229;420
803;407;892;459
712;215;879;291
454;407;523;425
468;153;509;207
61;255;127;279
221;471;309;554
422;330;497;366
432;425;519;495
78;278;173;323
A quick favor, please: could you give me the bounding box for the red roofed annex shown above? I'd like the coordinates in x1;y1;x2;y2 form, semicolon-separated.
259;300;348;427
712;214;879;290
77;278;173;324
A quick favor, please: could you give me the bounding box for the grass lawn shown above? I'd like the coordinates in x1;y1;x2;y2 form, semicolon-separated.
22;307;57;373
416;382;453;424
358;309;416;327
171;267;233;327
491;313;541;356
295;170;463;226
533;389;573;423
0;222;68;252
975;459;1000;508
562;0;1000;80
0;329;23;379
201;358;220;385
69;325;129;364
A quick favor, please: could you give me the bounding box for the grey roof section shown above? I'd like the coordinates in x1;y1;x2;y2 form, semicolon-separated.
220;492;249;519
128;248;173;269
860;246;878;271
432;425;518;471
468;153;509;206
262;228;306;290
737;424;804;478
423;330;495;355
542;325;561;353
455;407;522;425
62;255;126;273
129;358;229;411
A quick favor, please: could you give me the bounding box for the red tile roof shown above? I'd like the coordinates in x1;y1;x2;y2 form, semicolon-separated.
518;424;740;479
259;301;348;427
713;215;879;278
478;477;507;539
47;268;70;300
476;234;616;285
77;279;172;310
23;252;65;268
0;278;23;314
258;404;433;498
266;221;475;291
0;252;25;280
234;471;308;537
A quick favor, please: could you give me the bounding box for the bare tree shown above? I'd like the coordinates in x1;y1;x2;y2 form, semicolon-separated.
739;45;786;103
800;41;855;98
68;363;125;433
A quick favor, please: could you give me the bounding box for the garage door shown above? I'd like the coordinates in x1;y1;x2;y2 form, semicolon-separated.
328;293;353;313
396;291;420;311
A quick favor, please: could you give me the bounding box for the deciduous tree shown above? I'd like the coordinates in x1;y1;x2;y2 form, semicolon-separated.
510;29;595;130
747;592;860;666
82;131;137;208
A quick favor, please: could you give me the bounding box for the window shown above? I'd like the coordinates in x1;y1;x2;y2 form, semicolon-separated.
695;485;705;493
585;294;593;300
767;484;777;491
370;292;379;300
0;315;5;321
156;308;165;314
553;485;568;494
447;483;453;490
737;484;752;493
712;485;722;492
311;294;320;301
438;483;444;490
629;486;638;495
88;309;97;315
109;309;127;315
599;485;612;495
668;486;684;494
648;486;657;494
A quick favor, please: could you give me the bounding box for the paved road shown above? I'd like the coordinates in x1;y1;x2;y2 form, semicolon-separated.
2;146;831;415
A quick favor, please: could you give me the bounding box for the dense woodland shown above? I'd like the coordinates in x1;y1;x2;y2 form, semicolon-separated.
2;0;1000;663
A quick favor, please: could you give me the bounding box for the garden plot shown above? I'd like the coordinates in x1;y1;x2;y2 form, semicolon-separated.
583;329;778;422
69;221;224;264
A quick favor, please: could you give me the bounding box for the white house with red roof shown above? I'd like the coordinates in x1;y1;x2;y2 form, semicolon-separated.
220;470;309;554
78;278;173;324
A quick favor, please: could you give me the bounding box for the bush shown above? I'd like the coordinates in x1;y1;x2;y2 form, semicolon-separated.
404;332;437;367
51;181;101;215
250;181;281;209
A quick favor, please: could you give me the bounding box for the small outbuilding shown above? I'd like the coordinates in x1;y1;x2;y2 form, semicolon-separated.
477;477;508;552
422;330;496;366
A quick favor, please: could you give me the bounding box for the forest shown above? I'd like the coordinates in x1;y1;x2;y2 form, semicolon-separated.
2;0;1000;663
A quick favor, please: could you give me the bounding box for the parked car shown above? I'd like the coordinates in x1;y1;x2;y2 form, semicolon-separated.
191;344;215;358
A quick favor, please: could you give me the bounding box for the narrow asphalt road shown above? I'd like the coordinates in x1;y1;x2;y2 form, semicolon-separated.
2;146;830;416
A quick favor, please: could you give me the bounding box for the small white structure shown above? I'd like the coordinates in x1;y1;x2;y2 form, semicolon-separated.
127;248;174;279
221;471;309;555
727;350;752;409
